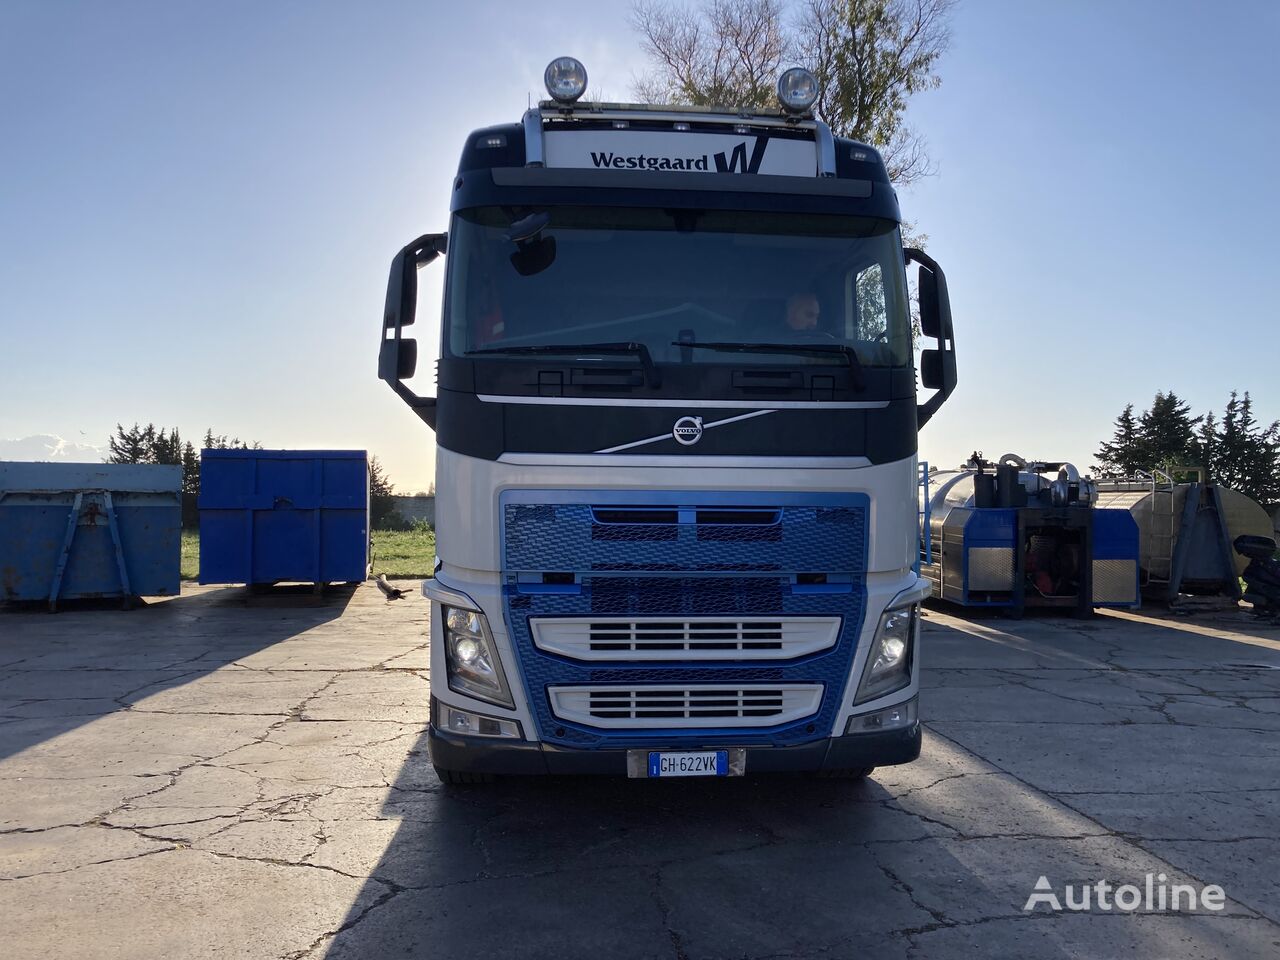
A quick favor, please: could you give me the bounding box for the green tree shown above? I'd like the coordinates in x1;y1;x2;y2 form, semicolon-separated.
1095;403;1144;477
1215;391;1280;508
149;427;182;466
108;424;259;502
368;456;404;530
632;0;955;184
1194;410;1218;482
106;423;149;464
799;0;953;184
1139;391;1201;474
201;429;256;451
180;441;201;497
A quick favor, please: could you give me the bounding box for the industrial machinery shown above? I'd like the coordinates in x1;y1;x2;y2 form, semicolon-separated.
920;453;1139;615
377;58;957;781
1235;535;1280;618
1095;475;1272;603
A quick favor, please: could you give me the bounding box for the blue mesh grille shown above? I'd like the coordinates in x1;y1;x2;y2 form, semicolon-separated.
504;503;867;573
500;492;870;750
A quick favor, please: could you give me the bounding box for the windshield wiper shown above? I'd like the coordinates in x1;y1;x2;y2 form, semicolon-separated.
673;341;866;392
466;342;662;389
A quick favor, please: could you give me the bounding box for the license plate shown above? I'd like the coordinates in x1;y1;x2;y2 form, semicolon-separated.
648;750;727;777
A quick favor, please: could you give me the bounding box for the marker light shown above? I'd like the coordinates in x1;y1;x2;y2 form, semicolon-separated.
777;67;819;113
544;56;588;104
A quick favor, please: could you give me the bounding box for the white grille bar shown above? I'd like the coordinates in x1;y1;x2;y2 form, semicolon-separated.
548;684;823;729
531;616;840;661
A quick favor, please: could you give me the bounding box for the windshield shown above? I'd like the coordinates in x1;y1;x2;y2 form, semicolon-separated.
445;206;910;366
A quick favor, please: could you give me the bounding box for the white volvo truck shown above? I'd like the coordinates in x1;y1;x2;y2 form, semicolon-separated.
378;58;957;782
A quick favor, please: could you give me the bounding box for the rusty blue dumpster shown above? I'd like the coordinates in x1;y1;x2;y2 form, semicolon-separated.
0;462;182;609
197;450;369;586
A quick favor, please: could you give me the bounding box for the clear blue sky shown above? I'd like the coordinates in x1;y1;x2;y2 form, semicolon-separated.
1;0;1276;489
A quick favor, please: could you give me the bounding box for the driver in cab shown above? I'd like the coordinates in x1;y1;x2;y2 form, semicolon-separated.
783;292;821;333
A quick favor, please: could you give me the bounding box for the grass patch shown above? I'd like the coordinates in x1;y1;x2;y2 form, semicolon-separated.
370;529;437;579
178;529;436;581
181;530;200;581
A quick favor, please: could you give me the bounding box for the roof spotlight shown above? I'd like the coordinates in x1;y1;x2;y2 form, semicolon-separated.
777;67;819;114
544;57;588;104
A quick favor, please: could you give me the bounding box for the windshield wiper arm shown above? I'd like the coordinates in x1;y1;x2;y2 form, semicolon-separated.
466;342;662;389
673;341;866;392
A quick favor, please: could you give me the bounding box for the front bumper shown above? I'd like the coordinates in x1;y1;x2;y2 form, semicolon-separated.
427;718;921;777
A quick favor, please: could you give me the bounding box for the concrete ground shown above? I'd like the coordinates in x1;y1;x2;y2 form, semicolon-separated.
2;585;1279;959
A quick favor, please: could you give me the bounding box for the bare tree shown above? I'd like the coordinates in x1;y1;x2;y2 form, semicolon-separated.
632;0;954;185
632;0;788;110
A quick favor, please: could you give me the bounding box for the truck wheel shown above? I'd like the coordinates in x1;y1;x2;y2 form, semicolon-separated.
433;766;495;785
815;766;874;781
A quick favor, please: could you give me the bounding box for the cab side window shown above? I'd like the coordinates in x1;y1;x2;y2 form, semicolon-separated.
854;263;888;343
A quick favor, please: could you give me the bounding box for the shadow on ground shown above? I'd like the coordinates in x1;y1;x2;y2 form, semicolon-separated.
0;585;357;763
315;605;1280;960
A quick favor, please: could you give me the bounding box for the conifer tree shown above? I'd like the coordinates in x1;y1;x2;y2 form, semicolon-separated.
1095;404;1144;477
180;442;201;497
106;423;149;464
1138;391;1201;474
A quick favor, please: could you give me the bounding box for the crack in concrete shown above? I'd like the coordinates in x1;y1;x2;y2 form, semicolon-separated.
870;852;951;928
0;845;171;881
651;867;690;960
921;725;1276;925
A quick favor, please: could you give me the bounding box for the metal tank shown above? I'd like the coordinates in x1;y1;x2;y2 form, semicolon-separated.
1094;480;1271;596
920;454;1140;614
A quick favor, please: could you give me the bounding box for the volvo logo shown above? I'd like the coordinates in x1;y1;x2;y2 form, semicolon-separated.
672;416;704;446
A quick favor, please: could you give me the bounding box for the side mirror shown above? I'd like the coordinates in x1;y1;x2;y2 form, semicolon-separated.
378;337;417;380
380;233;446;429
917;263;951;340
920;347;955;390
383;233;447;329
904;247;957;428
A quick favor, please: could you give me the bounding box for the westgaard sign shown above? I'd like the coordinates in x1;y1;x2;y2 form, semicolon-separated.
544;130;817;177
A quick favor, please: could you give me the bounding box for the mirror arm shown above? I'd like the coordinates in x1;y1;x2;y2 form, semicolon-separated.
380;233;446;430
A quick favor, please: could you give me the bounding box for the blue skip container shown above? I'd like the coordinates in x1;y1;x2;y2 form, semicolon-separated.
0;462;181;609
198;450;369;586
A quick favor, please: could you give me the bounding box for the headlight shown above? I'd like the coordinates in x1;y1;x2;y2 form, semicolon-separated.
441;605;513;708
544;56;588;104
854;602;917;704
777;67;819;113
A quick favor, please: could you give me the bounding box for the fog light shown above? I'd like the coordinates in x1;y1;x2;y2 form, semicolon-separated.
444;705;522;739
846;697;917;734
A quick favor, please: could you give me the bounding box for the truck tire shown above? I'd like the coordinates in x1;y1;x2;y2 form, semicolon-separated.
433;766;495;785
815;766;874;781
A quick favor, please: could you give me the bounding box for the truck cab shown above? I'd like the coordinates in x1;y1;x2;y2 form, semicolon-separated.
379;58;956;781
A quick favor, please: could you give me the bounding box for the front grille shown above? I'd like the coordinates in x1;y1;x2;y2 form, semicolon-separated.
531;616;840;661
548;684;823;728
